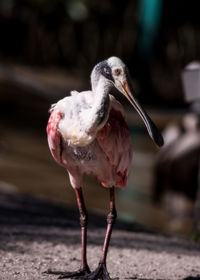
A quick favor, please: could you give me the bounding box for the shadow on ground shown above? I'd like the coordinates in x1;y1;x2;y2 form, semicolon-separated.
0;189;199;257
125;277;200;280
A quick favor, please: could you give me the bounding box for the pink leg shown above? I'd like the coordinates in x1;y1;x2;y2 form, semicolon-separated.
75;187;90;272
45;187;90;279
101;186;116;264
84;186;116;280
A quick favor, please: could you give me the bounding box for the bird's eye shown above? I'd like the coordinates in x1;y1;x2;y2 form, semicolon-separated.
114;68;121;75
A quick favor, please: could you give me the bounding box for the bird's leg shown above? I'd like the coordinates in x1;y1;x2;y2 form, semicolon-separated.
76;187;90;273
101;186;116;265
46;187;90;279
83;186;116;280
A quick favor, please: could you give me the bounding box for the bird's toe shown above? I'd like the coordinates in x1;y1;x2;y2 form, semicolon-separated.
81;262;112;280
44;267;90;279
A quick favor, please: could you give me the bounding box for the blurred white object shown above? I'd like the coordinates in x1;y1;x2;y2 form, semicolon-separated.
182;61;200;102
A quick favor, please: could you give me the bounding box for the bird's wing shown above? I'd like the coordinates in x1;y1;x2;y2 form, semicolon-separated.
47;109;63;166
97;96;132;188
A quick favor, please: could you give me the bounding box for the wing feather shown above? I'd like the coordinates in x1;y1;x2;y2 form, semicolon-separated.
47;109;63;165
97;97;132;188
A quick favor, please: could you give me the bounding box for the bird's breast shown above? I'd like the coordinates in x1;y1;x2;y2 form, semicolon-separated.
58;116;95;147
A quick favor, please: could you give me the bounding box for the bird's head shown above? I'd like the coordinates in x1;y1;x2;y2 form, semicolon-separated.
91;56;164;147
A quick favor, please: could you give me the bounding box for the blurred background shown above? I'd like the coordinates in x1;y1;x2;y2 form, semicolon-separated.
0;0;200;238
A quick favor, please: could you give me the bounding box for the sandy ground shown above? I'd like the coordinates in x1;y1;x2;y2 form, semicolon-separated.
0;190;200;280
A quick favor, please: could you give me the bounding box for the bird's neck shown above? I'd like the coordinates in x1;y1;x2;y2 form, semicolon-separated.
86;76;111;134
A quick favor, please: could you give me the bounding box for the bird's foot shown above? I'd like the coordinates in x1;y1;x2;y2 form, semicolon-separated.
82;262;112;280
44;266;90;279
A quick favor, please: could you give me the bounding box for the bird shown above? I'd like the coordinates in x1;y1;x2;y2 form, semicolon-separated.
46;56;164;280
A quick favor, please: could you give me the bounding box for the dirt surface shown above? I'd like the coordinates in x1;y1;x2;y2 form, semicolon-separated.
0;190;200;280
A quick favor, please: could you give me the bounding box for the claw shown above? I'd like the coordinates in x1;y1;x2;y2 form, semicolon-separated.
82;262;112;280
44;266;90;279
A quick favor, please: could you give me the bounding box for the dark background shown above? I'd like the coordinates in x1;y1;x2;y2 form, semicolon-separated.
0;0;200;237
1;0;200;106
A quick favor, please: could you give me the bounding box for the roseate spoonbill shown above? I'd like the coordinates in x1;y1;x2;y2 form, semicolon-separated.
46;57;163;279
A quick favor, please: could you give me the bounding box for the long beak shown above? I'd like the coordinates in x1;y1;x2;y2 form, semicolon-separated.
116;77;164;147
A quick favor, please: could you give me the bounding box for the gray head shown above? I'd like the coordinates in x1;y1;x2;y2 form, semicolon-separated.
91;57;126;90
91;56;164;147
